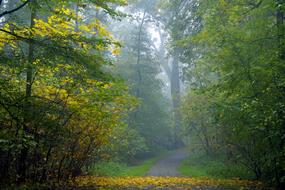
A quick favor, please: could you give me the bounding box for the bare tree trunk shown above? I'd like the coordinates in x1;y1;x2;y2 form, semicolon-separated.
135;10;146;97
18;0;36;182
157;29;171;78
157;29;183;148
171;48;183;148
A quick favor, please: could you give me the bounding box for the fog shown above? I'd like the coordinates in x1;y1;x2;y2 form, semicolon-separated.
0;0;284;189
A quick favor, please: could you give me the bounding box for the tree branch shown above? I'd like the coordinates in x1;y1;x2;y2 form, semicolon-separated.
0;0;30;18
0;28;31;43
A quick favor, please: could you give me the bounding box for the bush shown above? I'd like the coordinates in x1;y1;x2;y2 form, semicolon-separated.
179;153;255;180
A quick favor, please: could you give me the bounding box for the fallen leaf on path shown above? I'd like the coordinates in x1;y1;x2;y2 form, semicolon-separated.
74;176;263;189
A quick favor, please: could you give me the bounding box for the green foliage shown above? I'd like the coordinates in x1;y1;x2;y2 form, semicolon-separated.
0;0;136;186
104;126;148;162
88;156;160;177
176;0;285;187
179;153;255;180
124;156;160;176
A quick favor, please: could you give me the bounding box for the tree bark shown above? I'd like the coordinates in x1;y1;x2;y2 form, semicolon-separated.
135;10;146;97
157;29;183;148
18;0;36;182
171;48;183;148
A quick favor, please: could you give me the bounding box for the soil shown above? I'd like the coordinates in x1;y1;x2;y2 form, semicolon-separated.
146;148;189;176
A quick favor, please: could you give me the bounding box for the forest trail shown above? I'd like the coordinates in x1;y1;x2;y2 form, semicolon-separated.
76;149;262;189
146;148;189;176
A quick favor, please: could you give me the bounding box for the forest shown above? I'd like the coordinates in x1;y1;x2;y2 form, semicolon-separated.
0;0;284;189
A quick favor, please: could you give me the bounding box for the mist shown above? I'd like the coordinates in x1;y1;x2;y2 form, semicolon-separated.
0;0;284;189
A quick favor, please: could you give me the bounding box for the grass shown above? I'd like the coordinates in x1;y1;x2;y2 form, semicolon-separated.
89;155;162;177
88;149;179;177
124;156;160;176
88;161;128;177
178;153;255;180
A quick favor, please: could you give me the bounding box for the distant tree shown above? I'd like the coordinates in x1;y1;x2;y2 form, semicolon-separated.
112;17;175;158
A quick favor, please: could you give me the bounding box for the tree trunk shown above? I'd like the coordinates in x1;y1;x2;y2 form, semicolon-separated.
171;48;183;148
18;0;36;183
135;10;146;97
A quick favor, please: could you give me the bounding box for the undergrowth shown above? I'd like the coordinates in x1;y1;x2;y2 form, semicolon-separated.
179;153;255;180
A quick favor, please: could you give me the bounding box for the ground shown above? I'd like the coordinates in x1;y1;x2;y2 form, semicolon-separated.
75;149;264;190
146;148;189;176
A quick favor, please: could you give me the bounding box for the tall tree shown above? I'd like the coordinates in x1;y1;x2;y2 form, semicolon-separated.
0;0;134;185
180;0;285;187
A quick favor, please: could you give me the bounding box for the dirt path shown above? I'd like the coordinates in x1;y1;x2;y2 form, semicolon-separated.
75;149;261;190
144;149;251;190
146;148;189;176
75;149;261;189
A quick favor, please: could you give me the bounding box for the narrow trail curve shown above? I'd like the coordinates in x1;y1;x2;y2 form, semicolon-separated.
146;148;189;176
145;149;246;190
145;149;229;189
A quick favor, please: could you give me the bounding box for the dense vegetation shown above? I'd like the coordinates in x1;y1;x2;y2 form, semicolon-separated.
175;0;285;187
0;0;138;185
0;0;284;189
179;151;255;180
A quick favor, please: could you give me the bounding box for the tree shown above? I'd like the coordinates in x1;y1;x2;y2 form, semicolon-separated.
180;0;285;187
153;0;202;147
0;0;135;185
112;16;175;158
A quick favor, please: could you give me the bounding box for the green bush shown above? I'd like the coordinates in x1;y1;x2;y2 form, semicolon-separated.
179;153;254;180
88;154;163;177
